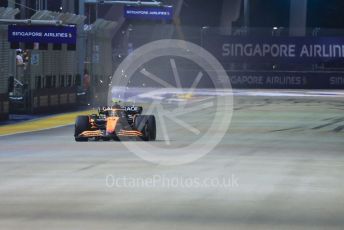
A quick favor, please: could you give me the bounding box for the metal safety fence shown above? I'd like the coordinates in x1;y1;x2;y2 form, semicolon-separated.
0;7;19;120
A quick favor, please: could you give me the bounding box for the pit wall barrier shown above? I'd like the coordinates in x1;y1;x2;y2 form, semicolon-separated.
0;94;9;120
31;87;77;113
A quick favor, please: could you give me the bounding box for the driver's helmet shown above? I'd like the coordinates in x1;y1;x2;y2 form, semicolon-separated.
112;102;122;109
98;107;106;115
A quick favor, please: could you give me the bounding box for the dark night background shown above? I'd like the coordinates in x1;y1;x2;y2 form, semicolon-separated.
0;0;64;14
180;0;344;28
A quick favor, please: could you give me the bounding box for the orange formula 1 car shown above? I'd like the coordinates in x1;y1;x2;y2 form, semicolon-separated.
74;105;156;142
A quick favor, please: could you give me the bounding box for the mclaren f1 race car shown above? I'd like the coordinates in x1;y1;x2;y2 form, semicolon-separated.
74;104;156;142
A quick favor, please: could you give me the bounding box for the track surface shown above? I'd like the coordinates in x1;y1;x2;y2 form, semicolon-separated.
0;93;344;230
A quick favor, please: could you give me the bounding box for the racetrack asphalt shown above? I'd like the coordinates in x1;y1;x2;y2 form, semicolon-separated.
0;91;344;230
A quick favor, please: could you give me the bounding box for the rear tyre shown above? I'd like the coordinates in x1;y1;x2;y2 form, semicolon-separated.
148;116;156;141
74;116;90;142
134;115;156;141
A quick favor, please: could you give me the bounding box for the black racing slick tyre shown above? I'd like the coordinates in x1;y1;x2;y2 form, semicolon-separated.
74;116;90;142
134;115;156;141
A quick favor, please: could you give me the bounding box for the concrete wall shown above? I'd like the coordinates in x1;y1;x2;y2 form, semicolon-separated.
0;25;10;120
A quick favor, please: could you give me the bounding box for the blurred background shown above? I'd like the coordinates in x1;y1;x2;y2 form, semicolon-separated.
0;0;344;120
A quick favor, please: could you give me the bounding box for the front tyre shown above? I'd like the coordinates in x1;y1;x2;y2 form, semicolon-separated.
134;115;156;141
74;115;90;142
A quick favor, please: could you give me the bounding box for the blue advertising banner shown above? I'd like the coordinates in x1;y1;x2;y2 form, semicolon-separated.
124;6;173;20
228;71;344;89
204;35;344;64
8;25;77;44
